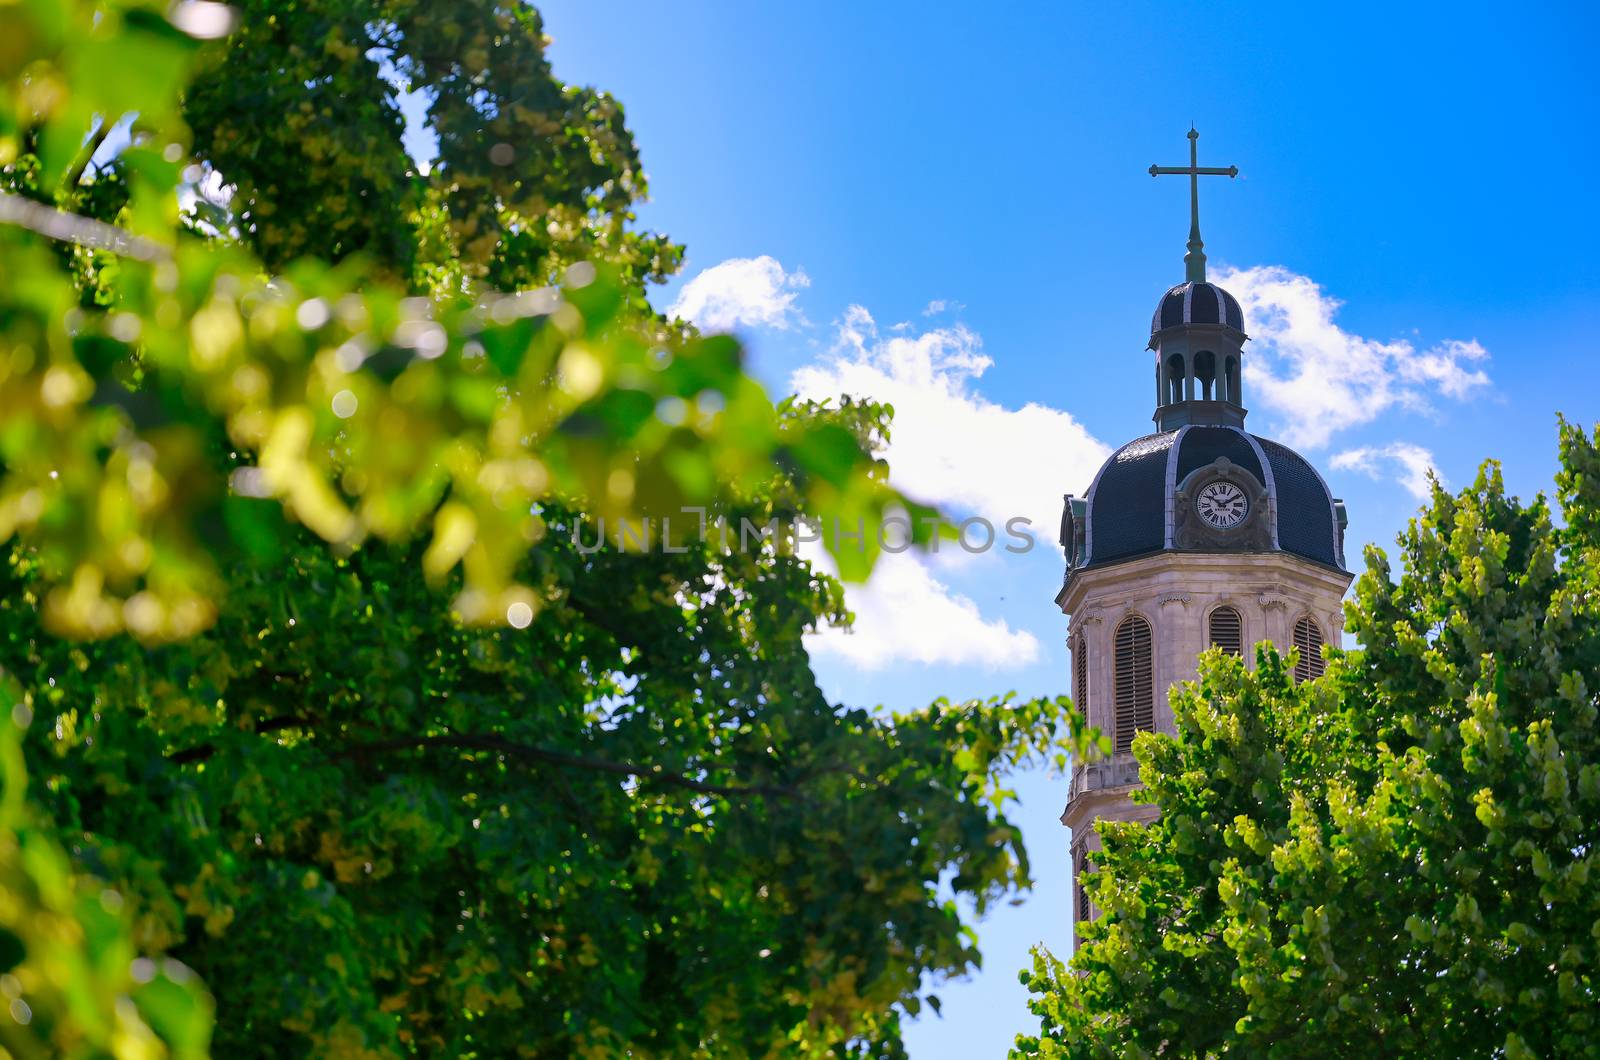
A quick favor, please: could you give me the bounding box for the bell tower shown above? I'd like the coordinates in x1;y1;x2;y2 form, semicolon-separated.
1056;130;1353;933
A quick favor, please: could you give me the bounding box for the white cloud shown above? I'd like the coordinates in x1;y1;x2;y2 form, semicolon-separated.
791;304;1109;536
1332;442;1441;499
778;298;1108;670
667;255;810;332
803;547;1038;670
672;255;1481;671
658;256;1087;672
1216;265;1490;449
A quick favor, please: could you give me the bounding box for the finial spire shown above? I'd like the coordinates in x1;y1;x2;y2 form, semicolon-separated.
1149;128;1238;283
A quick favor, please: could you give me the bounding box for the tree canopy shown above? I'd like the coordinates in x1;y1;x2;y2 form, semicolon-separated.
1017;420;1600;1058
0;1;1096;1056
182;0;683;293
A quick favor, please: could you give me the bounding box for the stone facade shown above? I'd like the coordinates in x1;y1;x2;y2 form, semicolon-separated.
1058;550;1350;922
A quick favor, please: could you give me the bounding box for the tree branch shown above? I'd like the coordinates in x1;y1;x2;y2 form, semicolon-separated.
63;122;112;192
0;191;170;261
167;715;312;765
335;733;806;801
170;719;811;801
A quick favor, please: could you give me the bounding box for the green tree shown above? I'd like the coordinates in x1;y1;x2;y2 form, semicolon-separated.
183;0;682;294
9;423;1082;1056
1016;420;1600;1058
1;1;1095;1055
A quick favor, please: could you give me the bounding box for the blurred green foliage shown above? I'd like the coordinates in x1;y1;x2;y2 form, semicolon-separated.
1016;421;1600;1058
0;0;1101;1055
1;677;213;1059
0;0;931;643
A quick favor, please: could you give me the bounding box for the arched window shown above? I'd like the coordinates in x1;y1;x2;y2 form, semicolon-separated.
1165;354;1185;405
1072;632;1089;720
1113;615;1154;753
1224;355;1239;403
1194;350;1217;400
1209;605;1243;657
1293;616;1326;682
1073;843;1090;923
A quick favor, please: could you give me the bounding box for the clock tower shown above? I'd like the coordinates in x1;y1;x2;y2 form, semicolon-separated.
1056;131;1353;931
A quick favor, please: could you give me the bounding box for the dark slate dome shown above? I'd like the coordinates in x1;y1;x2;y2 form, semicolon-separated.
1068;425;1345;572
1151;281;1245;335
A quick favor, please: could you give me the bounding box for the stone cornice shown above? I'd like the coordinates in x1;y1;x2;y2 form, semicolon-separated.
1061;787;1160;831
1058;549;1352;616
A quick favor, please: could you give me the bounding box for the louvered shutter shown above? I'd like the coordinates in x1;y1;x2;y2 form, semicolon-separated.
1209;606;1243;657
1293;616;1325;682
1073;844;1089;923
1073;633;1088;717
1113;617;1153;753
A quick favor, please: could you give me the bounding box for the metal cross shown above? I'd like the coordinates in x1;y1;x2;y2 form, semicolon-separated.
1149;128;1238;283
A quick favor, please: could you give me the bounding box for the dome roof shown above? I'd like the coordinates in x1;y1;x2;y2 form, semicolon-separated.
1065;425;1345;573
1151;281;1245;335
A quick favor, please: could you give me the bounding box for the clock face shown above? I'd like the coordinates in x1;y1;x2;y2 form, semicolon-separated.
1196;480;1249;529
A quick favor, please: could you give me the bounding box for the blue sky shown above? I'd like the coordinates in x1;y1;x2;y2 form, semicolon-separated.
519;2;1599;1054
